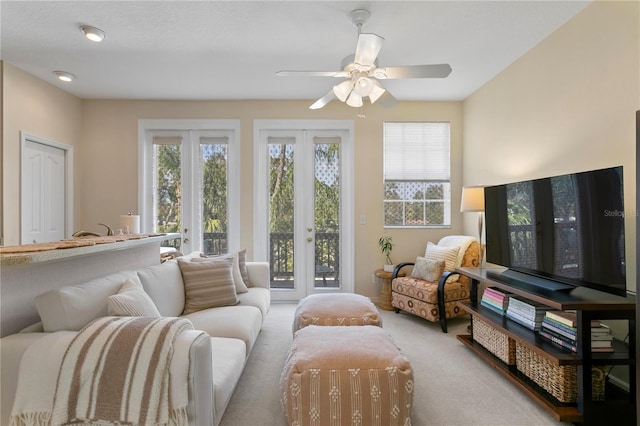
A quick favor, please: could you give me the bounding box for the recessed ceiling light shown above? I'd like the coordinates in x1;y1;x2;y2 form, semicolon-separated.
80;25;106;42
53;71;75;82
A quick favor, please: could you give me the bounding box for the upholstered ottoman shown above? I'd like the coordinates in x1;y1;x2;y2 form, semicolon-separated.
292;293;382;333
281;325;413;426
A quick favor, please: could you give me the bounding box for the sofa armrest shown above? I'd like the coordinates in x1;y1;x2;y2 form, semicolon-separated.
1;333;50;425
246;262;270;289
183;330;215;426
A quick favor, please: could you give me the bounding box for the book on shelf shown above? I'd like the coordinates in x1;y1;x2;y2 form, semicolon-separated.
545;310;602;328
591;340;613;348
591;346;615;353
507;296;552;321
480;299;506;316
481;287;512;313
541;318;576;340
506;309;541;331
538;329;578;352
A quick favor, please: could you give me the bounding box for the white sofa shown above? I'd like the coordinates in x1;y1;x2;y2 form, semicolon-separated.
0;254;270;426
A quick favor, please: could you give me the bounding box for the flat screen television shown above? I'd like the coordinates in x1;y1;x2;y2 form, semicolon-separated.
484;166;626;297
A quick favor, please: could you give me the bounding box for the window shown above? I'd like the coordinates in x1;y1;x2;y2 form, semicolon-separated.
383;122;451;227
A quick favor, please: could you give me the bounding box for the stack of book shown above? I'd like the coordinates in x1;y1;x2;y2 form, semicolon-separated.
505;296;552;331
539;310;614;353
591;322;614;352
480;287;512;316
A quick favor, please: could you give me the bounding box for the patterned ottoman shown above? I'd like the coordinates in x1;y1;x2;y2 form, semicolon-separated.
292;293;382;333
281;325;413;426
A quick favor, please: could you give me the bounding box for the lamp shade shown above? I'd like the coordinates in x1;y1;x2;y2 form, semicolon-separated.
460;186;485;212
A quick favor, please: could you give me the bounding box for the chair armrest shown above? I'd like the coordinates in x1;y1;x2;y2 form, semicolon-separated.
392;263;414;280
436;271;458;333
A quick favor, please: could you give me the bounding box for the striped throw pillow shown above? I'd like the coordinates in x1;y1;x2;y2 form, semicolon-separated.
424;243;461;285
107;278;161;317
178;257;239;314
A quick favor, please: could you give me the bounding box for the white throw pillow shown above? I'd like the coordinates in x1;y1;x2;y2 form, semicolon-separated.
107;278;161;317
425;242;460;283
34;271;141;332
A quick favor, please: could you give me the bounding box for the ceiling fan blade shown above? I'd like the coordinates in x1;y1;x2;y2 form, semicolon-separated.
309;90;336;109
354;33;384;66
277;70;349;78
376;64;452;79
378;90;398;109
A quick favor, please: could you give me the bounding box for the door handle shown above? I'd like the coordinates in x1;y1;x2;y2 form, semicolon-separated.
307;237;312;242
183;238;190;244
307;227;313;233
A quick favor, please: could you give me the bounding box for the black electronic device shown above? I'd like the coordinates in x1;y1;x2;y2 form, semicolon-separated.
484;166;626;297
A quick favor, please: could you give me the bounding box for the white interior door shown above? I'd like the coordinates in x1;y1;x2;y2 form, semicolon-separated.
21;134;71;244
254;120;354;301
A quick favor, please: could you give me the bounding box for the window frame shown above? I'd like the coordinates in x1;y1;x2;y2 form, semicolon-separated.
382;121;452;229
138;119;241;252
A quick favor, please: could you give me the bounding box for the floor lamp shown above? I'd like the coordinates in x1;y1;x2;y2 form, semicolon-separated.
460;186;485;268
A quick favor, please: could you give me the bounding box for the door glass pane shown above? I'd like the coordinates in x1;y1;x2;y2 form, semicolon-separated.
201;141;228;255
268;140;295;289
153;142;181;233
314;139;340;288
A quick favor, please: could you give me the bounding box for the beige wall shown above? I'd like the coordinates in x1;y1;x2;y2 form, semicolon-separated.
4;0;637;298
2;62;83;245
80;100;463;298
462;1;639;292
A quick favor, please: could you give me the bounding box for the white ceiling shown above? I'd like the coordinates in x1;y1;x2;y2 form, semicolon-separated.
1;1;591;103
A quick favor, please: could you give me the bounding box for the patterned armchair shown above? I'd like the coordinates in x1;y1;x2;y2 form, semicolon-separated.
391;235;480;333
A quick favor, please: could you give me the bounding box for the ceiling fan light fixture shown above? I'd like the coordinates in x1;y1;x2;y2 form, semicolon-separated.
368;81;386;103
53;71;75;82
333;80;354;102
346;92;363;108
80;25;106;42
353;76;373;97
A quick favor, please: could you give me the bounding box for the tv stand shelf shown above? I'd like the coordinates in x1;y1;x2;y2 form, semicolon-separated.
456;266;636;426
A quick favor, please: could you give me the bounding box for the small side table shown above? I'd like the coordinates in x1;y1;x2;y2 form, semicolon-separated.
375;268;405;311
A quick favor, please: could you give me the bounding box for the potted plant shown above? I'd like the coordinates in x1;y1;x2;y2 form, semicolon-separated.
378;236;395;272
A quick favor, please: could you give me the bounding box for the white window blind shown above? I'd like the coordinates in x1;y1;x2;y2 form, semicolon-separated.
384;122;450;181
383;122;451;227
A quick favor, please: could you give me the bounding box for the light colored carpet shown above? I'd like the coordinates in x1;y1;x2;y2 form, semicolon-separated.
219;303;570;426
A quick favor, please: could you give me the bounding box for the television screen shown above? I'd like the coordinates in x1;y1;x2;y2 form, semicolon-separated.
485;166;626;296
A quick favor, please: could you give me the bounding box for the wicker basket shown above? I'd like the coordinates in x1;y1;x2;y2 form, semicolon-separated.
472;317;516;365
515;342;605;402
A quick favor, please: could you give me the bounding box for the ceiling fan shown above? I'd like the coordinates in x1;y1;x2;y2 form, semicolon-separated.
276;9;452;110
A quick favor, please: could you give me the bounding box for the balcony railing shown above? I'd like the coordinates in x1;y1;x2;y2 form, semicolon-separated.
201;232;340;289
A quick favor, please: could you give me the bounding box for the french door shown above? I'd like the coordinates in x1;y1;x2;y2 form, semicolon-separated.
139;120;240;254
254;120;354;301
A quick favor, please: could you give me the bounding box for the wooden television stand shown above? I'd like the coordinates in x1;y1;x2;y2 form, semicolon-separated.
455;266;636;426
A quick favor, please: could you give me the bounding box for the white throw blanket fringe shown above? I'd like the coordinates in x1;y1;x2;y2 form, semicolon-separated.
10;316;201;426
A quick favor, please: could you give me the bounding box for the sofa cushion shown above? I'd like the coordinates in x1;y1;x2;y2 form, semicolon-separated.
107;278;161;317
210;337;247;425
34;271;140;332
178;258;239;314
137;260;185;317
237;287;270;320
183;305;262;355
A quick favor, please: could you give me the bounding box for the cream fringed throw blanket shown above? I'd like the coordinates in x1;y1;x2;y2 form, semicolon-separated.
10;316;203;426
